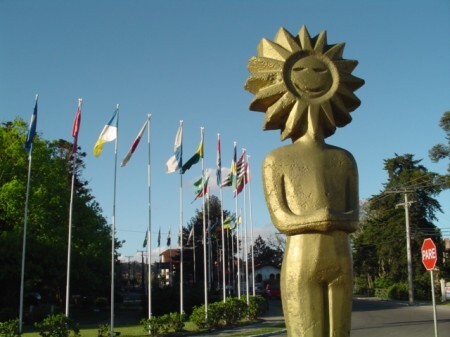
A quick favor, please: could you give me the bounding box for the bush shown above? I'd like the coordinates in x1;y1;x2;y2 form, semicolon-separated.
189;303;224;330
140;316;164;337
167;312;185;333
387;283;409;300
97;324;109;337
374;277;394;289
223;297;246;325
247;296;266;320
0;319;19;337
34;314;80;337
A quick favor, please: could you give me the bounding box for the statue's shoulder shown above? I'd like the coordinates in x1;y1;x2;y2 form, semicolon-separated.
324;143;357;162
263;144;295;164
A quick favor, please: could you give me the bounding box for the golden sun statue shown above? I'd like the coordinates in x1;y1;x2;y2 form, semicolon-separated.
246;26;365;337
245;25;364;141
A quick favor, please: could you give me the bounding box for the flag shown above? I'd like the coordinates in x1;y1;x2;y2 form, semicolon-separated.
143;230;148;248
234;151;247;196
93;109;118;157
192;176;209;203
157;228;161;247
167;228;171;247
193;176;204;194
180;128;204;174
121;117;149;167
24;96;38;154
71;100;82;154
209;218;220;233
234;163;248;196
223;215;236;230
221;142;237;188
216;134;222;186
166;122;183;173
187;227;194;245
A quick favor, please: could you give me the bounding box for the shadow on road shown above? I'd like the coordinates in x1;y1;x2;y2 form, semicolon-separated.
352;297;423;312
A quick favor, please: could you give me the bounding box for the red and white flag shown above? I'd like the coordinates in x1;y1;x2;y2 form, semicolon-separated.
71;99;82;154
121;117;149;167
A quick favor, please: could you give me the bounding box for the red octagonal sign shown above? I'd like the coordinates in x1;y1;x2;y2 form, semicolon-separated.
421;238;437;271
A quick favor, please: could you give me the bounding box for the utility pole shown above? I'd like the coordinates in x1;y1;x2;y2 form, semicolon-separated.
137;250;146;294
125;256;133;289
396;191;415;305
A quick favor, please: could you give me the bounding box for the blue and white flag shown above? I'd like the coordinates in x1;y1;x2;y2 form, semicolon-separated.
166;121;183;173
24;96;38;154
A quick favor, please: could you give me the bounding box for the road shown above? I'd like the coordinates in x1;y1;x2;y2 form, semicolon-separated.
351;298;450;337
255;297;450;337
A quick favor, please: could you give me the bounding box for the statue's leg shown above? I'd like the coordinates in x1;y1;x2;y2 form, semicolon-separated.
282;235;325;337
328;232;353;337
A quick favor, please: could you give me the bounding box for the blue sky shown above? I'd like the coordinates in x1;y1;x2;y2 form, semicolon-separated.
1;0;449;262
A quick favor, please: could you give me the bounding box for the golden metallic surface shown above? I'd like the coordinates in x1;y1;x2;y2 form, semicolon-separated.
245;26;364;336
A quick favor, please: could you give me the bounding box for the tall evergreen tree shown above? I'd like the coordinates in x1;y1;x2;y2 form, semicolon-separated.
251;235;283;269
184;195;232;289
352;154;443;297
429;111;450;175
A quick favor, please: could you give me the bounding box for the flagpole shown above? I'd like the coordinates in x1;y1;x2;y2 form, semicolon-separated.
19;94;38;334
65;98;82;317
199;127;208;318
110;104;119;337
217;134;226;302
247;155;256;297
178;121;184;315
147;113;152;318
19;147;33;333
242;151;249;304
234;145;241;299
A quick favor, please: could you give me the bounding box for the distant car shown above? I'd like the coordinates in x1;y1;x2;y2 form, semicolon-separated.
264;284;281;298
254;283;264;295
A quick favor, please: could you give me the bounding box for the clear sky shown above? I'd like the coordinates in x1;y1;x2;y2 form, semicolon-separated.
1;0;449;262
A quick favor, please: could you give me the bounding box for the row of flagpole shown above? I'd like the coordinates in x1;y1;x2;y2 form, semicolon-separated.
165;122;255;315
18;96;255;335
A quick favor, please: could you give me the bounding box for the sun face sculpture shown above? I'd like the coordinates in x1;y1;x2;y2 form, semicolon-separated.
245;25;364;141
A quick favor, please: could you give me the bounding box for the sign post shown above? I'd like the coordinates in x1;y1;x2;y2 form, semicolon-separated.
421;238;438;337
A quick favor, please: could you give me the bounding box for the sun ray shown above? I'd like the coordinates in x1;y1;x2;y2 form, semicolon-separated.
337;84;362;104
249;82;287;111
334;59;358;74
313;31;327;53
339;72;365;91
320;100;336;136
274;27;301;53
258;38;292;61
281;100;308;140
298;26;313;51
306;104;321;137
247;56;284;74
324;42;345;59
264;91;296;130
330;94;352;126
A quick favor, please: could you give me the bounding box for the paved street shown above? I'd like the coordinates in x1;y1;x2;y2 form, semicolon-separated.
196;297;450;337
351;297;450;337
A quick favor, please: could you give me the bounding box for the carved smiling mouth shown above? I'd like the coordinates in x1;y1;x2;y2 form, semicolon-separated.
294;84;327;97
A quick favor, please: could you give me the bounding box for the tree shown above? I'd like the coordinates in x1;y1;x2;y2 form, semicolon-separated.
429;111;450;174
251;235;283;269
0;119;117;316
352;154;443;298
183;195;233;289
